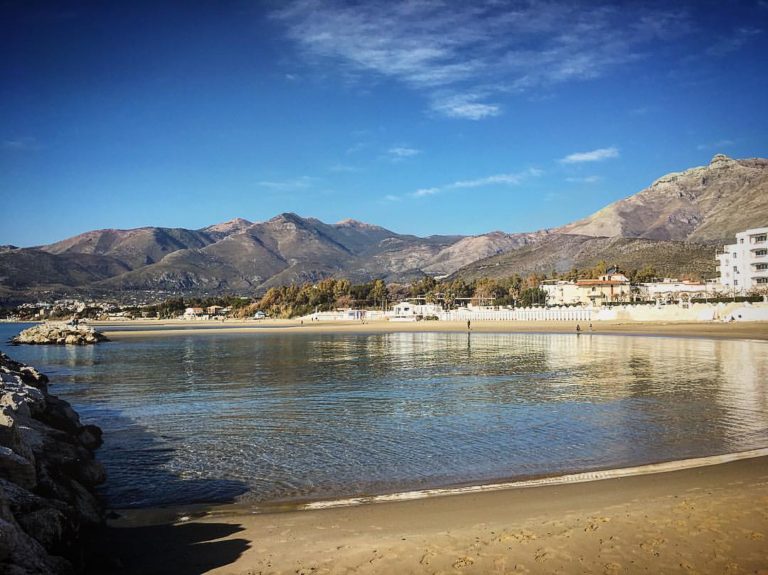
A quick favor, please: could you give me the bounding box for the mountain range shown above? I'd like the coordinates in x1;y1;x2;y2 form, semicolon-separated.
1;154;766;303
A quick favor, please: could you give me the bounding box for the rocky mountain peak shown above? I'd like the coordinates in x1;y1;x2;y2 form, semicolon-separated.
556;154;768;243
202;217;253;234
335;218;383;230
269;212;302;223
709;153;736;167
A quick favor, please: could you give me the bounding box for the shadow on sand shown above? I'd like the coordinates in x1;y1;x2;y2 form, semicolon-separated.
85;521;251;575
82;411;252;574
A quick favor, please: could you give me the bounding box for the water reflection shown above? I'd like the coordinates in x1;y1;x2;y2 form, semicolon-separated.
1;325;767;507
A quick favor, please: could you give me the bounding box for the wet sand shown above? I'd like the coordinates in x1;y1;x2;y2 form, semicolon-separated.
91;454;768;574
98;318;768;341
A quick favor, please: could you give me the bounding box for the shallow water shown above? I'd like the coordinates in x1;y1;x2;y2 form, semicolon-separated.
2;323;767;508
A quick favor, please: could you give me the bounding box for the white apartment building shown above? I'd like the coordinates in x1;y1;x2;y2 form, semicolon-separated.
717;227;768;294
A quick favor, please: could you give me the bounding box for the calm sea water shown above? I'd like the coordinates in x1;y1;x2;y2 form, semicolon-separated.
2;323;767;508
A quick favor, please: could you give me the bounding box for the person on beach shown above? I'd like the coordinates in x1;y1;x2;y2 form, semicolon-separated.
467;320;471;331
576;324;581;333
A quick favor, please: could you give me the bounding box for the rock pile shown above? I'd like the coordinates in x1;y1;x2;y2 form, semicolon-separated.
0;351;105;574
11;323;108;345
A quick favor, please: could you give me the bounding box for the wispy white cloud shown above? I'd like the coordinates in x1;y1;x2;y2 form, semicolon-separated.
328;163;361;173
706;27;762;57
430;93;501;120
411;167;543;199
696;139;735;151
413;187;440;198
386;146;420;159
272;1;689;120
452;169;544;189
565;175;603;184
560;147;619;164
256;176;317;191
383;194;401;202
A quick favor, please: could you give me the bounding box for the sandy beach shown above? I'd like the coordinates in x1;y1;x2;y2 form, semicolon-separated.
89;453;768;574
97;318;768;342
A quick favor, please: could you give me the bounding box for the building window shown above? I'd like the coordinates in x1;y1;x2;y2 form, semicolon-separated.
754;235;767;242
733;266;738;272
733;253;737;258
734;280;739;285
756;250;767;256
740;238;744;243
758;278;768;284
756;263;768;271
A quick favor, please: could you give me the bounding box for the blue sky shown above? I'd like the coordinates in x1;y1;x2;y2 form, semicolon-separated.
1;0;767;247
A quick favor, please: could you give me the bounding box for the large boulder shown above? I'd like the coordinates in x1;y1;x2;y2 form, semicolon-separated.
11;323;108;346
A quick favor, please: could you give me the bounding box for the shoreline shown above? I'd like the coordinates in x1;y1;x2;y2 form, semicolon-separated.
106;446;768;523
91;453;768;574
94;318;768;341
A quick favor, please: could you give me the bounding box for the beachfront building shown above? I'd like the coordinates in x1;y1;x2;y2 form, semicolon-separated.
541;273;631;307
391;302;442;320
541;280;583;306
717;227;768;294
182;307;205;319
576;273;631;306
638;279;722;303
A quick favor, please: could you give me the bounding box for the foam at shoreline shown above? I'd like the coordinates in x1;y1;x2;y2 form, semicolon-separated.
299;448;768;511
109;448;768;525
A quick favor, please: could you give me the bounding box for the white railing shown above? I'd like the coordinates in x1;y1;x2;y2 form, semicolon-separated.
439;306;594;322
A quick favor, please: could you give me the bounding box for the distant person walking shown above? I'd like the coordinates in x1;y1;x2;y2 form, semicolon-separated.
467;320;471;331
576;324;581;334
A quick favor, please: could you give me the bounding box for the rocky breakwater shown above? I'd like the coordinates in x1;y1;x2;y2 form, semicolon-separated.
0;351;105;574
11;323;108;345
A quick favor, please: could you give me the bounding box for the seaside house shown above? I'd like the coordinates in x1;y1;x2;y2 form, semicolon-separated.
206;305;230;317
183;307;205;319
541;280;583;306
716;226;768;294
391;302;442;320
541;273;630;306
575;273;631;306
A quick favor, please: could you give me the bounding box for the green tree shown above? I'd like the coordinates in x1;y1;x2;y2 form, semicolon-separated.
370;279;387;309
519;287;548;307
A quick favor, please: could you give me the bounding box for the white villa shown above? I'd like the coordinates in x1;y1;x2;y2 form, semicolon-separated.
391;302;443;320
542;273;631;306
540;281;582;306
182;307;205;319
716;226;768;294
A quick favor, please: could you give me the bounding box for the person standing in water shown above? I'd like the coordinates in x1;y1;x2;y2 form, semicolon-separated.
467;319;471;331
